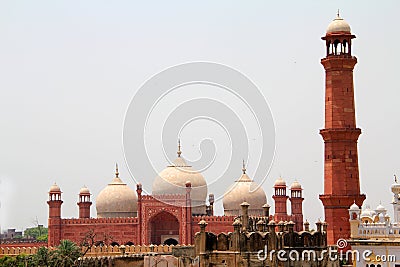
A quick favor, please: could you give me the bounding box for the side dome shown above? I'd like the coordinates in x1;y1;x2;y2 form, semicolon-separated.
327;13;351;34
96;166;137;218
223;163;267;216
152;145;207;215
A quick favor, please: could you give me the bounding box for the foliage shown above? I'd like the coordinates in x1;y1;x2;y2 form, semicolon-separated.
31;246;53;266
51;240;82;267
0;253;32;267
24;226;48;240
0;240;82;267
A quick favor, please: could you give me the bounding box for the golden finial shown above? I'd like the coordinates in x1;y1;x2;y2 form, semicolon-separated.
177;139;182;157
242;159;246;174
115;163;119;177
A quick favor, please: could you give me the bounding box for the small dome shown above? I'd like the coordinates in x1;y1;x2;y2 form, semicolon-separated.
96;167;137;218
349;202;359;211
327;13;351;34
80;186;90;195
49;183;61;193
274;177;286;187
290;180;302;190
223;166;267;216
376;203;386;212
152;154;207;215
360;205;376;219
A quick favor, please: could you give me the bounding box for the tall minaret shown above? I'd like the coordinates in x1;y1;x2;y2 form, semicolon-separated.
47;183;63;246
77;186;92;219
319;12;366;244
289;181;304;232
391;175;400;222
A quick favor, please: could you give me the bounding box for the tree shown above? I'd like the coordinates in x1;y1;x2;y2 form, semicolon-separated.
32;246;53;267
51;240;82;267
24;225;48;241
80;229;114;257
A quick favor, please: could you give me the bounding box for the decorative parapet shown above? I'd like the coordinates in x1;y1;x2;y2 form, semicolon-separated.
192;215;236;222
0;244;183;257
61;217;138;225
357;222;400;239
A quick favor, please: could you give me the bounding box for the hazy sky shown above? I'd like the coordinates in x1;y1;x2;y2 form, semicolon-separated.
1;1;399;231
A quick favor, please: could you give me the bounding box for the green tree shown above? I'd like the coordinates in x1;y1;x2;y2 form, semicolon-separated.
52;239;82;267
32;246;53;267
24;225;48;240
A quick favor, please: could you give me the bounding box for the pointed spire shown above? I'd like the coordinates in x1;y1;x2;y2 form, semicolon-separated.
242;159;246;174
115;163;119;178
337;9;340;18
177;139;182;157
395;174;398;183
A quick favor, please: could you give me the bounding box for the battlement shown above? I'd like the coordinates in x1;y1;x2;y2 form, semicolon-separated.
61;217;138;225
142;194;187;201
192;215;236;223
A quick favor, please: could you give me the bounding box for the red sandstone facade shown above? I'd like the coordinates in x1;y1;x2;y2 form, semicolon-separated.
319;16;366;244
47;179;303;247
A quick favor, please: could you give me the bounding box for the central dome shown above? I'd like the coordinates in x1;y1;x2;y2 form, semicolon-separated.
223;163;267;216
96;166;137;218
152;144;207;215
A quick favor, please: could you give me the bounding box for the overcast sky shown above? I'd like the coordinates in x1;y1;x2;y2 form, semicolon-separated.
0;1;399;231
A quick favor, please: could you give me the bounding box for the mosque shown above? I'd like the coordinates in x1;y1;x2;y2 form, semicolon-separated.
47;146;304;247
46;12;369;248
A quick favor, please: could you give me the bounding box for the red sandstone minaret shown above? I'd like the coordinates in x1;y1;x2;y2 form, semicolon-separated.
319;12;366;244
289;181;304;232
272;177;288;222
77;186;92;218
47;183;63;246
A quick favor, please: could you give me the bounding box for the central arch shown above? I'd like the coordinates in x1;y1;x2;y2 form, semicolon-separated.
149;211;180;245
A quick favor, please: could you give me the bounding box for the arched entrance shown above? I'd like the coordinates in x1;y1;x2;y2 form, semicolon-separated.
149;211;179;245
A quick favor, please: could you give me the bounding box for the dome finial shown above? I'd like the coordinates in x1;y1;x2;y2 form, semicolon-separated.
395;174;398;183
242;159;246;174
177;139;182;157
115;163;119;178
337;9;340;18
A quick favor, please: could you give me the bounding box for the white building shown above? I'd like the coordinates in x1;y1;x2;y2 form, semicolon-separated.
348;178;400;267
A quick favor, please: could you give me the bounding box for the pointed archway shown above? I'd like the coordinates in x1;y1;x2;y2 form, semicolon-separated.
149;211;180;245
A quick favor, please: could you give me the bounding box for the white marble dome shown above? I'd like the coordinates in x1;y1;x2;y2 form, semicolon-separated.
349;202;359;211
80;186;90;195
274;177;286;187
327;14;351;34
290;180;301;190
375;203;386;213
223;165;267;216
96;168;137;218
152;152;207;215
49;183;61;193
